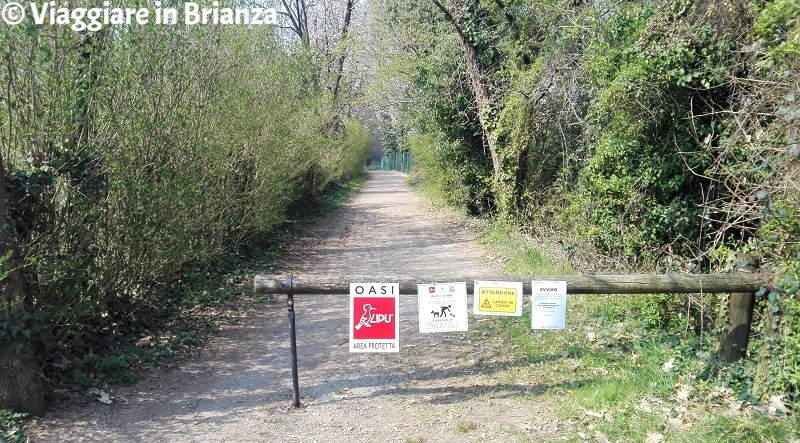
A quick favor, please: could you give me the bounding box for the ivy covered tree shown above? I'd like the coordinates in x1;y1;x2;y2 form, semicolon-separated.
365;0;800;407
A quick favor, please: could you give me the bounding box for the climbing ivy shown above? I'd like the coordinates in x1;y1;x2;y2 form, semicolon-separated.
371;0;800;409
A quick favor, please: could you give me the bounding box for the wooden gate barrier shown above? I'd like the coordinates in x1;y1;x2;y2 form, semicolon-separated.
254;267;770;407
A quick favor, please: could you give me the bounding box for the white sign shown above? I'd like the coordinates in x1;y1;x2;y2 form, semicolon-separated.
349;283;400;353
417;282;468;333
531;280;567;329
474;281;523;316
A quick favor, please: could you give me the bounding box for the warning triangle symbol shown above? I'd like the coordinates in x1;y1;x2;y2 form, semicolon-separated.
481;298;492;309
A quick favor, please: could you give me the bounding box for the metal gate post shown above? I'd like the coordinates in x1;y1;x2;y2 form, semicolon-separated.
286;274;301;408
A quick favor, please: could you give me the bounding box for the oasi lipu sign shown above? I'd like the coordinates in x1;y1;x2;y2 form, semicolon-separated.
349;283;400;353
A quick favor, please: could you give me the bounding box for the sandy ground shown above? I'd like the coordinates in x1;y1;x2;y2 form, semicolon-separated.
27;171;566;442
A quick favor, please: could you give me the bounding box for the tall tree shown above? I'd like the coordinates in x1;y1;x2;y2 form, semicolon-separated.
280;0;311;47
331;0;356;103
0;150;47;415
429;0;501;180
278;0;361;108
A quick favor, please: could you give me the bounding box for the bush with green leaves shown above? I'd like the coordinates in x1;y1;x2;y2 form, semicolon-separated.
1;7;371;381
0;410;26;443
370;0;799;409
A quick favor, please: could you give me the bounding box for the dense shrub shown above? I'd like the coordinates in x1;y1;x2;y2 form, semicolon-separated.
1;18;371;370
371;0;799;407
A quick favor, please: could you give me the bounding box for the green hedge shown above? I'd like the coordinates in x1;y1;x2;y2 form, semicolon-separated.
1;20;370;353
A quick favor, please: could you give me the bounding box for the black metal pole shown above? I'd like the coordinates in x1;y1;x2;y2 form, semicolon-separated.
286;274;301;408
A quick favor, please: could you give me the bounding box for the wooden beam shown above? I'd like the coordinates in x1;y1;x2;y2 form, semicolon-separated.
254;273;768;295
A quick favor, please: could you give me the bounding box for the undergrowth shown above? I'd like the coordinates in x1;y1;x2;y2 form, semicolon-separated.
0;410;26;443
1;172;367;442
474;223;799;442
44;172;367;393
477;224;571;276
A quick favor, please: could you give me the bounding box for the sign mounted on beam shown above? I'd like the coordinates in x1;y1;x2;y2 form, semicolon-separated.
349;283;400;353
417;282;468;333
473;281;523;316
531;280;567;330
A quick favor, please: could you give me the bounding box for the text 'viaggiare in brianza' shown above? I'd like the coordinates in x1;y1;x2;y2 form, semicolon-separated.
1;1;277;31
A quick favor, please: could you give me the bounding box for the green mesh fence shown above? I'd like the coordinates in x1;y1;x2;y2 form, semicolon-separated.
380;151;413;173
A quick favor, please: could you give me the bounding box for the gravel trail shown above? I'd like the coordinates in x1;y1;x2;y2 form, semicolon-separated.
28;171;564;442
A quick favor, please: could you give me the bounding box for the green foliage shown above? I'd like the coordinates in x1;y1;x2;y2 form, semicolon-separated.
0;1;372;400
753;0;800;64
72;353;134;387
407;133;478;209
594;293;691;331
337;119;374;180
470;291;798;441
380;114;400;153
563;3;748;261
683;414;791;443
0;410;27;443
477;224;570;275
369;0;497;215
382;0;796;262
34;170;366;394
375;0;800;411
754;255;800;405
750;197;800;406
493;55;587;216
312;172;369;216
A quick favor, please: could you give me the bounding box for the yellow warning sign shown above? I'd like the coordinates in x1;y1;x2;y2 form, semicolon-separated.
477;287;517;313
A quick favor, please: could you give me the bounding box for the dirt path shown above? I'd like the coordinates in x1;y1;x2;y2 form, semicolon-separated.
28;171;564;442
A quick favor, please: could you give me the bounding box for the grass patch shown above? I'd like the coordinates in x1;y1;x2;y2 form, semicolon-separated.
680;414;792;443
404;170;452;208
455;420;477;433
477;224;570;275
465;222;798;442
318;172;368;214
471;295;799;441
334;387;350;396
407;172;798;441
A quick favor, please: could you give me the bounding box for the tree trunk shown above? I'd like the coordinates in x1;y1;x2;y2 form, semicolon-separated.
430;0;501;181
0;338;47;415
0;152;47;415
281;0;310;47
460;40;501;180
331;0;355;103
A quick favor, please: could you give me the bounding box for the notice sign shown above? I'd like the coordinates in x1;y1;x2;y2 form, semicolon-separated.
417;282;468;333
350;283;400;353
474;281;523;316
531;281;567;330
